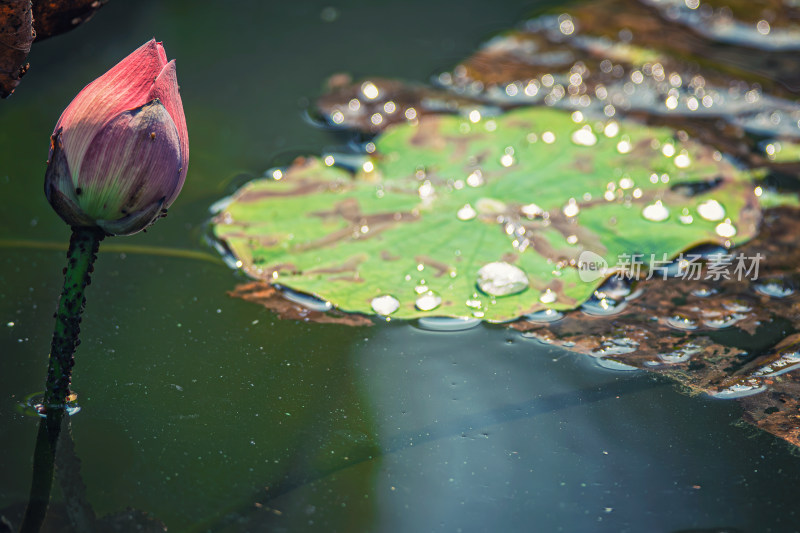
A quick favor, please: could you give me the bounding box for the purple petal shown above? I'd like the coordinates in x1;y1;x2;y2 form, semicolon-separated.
76;99;182;234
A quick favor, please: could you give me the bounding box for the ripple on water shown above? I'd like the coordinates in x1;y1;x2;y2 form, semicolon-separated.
691;286;718;298
723;300;752;313
415;316;482;332
524;309;564;323
20;392;82;418
657;343;701;364
665;314;698;331
708;380;768;400
593;336;639;356
595;277;633;300
703;313;747;330
751;348;800;378
277;285;333;312
754;278;795;299
581;296;627;316
595;358;640;372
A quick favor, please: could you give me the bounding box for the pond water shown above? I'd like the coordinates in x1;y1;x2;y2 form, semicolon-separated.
2;1;800;532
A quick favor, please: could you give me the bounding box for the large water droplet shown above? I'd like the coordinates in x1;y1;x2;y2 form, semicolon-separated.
477;262;529;296
642;200;669;222
571;126;597;146
415;292;442;311
697;199;726;221
457;203;477;221
520;203;543;218
371;295;399;315
715;219;737;238
674;152;691;168
539;288;557;304
562;198;580;217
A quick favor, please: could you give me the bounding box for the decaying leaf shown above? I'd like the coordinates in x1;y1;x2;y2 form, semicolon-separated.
315;0;800;174
229;282;374;327
32;0;107;41
0;0;106;98
317;75;491;134
512;206;800;447
0;0;34;98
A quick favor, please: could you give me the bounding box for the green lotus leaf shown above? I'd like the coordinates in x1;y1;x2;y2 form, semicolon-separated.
213;106;769;322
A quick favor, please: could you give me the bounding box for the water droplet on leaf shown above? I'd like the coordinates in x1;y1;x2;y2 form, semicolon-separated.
477;262;529;296
371;295;399;315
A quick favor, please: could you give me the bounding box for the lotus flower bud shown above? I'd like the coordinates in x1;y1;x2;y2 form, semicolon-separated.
45;39;189;236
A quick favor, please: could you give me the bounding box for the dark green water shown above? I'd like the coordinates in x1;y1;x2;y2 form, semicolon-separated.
1;1;800;532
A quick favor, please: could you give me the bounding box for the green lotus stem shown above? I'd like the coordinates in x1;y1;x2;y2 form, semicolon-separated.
44;226;104;408
19;411;64;533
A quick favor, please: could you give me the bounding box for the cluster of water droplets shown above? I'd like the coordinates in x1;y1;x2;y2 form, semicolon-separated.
434;7;800;144
325;80;426;131
710;339;800;399
644;0;800;52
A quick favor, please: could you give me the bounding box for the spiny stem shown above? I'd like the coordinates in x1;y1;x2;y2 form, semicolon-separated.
44;226;104;408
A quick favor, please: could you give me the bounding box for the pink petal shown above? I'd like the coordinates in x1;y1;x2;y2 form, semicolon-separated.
76;99;182;232
149;59;188;205
56;39;168;182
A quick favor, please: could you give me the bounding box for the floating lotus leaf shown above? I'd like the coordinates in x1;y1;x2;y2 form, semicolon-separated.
213;106;771;322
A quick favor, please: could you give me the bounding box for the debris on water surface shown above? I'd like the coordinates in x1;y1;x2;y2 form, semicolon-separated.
512;207;800;448
227;282;373;326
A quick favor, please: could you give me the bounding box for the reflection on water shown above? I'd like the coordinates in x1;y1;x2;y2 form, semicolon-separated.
228;324;800;532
